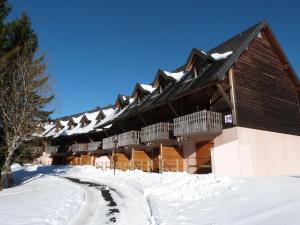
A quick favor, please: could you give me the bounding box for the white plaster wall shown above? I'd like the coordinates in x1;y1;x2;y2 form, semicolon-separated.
237;127;300;176
212;127;300;176
211;140;241;176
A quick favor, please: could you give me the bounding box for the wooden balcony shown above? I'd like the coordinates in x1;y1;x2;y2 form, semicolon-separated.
103;135;118;150
118;131;140;147
32;146;44;154
71;143;88;152
173;110;222;137
45;146;58;154
88;141;101;151
141;122;173;143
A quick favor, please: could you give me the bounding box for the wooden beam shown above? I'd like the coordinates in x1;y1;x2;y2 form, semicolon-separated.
296;91;300;114
138;113;147;126
117;122;125;132
167;102;179;117
228;68;237;125
216;83;233;109
103;130;109;138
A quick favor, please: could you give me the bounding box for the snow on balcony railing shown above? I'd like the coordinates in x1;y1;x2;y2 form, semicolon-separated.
88;141;101;151
103;135;118;150
118;131;140;147
45;146;58;154
141;122;172;143
173;110;222;137
71;143;88;152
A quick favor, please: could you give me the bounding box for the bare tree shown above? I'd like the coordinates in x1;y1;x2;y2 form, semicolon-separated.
0;47;53;188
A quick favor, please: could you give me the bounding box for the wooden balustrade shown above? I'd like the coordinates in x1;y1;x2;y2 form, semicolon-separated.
140;122;172;143
103;135;118;150
88;141;101;151
118;131;140;147
45;146;58;154
173;110;222;137
71;143;88;152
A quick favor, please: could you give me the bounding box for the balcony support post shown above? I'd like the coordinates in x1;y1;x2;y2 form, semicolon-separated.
168;102;179;117
103;129;109;138
159;143;163;173
216;83;233;109
138;113;147;126
117;122;125;132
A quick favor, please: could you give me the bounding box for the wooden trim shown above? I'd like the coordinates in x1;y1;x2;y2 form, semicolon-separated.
117;122;125;132
103;130;109;138
138;113;147;126
167;102;179;117
296;91;300;114
216;83;234;109
229;68;238;125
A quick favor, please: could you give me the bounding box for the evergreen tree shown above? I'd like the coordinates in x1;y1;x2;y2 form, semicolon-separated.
0;0;53;189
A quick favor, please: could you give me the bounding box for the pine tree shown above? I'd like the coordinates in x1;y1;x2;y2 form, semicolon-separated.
0;0;54;189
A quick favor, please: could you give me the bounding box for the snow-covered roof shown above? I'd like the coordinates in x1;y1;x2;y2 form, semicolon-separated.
163;71;187;81
140;84;156;93
210;51;233;60
102;108;115;117
44;120;68;138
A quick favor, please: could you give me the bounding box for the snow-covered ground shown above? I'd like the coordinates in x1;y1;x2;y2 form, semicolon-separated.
1;165;300;225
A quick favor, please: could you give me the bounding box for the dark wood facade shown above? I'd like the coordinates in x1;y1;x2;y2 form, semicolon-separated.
232;30;300;135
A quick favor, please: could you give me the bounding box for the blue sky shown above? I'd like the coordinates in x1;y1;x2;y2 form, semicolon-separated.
9;0;300;118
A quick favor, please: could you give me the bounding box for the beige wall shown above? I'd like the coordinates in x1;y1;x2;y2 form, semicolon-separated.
212;127;300;176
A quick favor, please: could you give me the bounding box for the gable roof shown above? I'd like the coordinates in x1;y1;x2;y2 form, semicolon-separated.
131;83;156;98
115;95;132;108
98;20;294;128
185;48;215;71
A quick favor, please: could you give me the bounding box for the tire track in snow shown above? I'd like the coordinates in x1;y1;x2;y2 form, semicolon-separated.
64;177;120;224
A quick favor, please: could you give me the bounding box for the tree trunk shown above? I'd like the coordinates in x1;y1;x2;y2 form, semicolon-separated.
1;150;15;189
1;170;14;189
0;173;3;191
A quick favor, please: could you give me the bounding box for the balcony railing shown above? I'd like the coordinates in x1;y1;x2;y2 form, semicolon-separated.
71;143;88;152
173;110;222;137
118;131;140;147
32;146;44;154
45;146;58;154
88;141;101;151
141;122;172;143
103;135;118;150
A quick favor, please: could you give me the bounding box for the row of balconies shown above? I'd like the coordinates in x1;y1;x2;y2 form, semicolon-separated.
43;110;222;152
70;141;102;152
103;110;222;150
39;142;102;155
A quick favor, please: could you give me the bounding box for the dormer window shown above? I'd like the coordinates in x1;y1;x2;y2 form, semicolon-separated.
67;118;77;130
115;95;130;110
55;127;62;132
96;111;105;123
80;115;91;128
159;85;163;94
131;83;155;105
80;120;90;128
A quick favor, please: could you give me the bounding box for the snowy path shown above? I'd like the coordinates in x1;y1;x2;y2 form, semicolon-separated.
1;165;300;225
64;175;153;225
